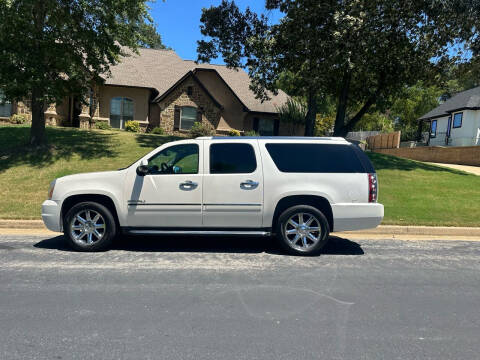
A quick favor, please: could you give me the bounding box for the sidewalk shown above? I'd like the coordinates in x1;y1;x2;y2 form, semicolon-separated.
427;162;480;176
1;220;480;240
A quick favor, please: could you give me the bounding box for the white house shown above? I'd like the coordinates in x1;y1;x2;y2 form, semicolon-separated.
418;86;480;146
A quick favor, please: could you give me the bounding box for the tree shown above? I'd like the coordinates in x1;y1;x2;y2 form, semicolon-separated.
197;0;480;136
0;0;164;145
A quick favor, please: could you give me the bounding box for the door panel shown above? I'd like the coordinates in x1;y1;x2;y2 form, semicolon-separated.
203;140;263;228
125;141;203;227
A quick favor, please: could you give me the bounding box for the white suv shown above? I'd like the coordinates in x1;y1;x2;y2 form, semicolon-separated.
42;137;383;255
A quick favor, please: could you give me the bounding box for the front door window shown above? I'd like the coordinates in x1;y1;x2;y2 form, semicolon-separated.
147;144;199;175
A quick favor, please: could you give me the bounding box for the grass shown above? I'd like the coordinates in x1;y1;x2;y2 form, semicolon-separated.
1;124;479;226
368;152;480;227
0;125;180;219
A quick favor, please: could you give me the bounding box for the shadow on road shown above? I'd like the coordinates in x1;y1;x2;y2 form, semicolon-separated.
34;235;364;256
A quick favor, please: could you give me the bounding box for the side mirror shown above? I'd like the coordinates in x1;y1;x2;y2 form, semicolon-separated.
136;159;149;177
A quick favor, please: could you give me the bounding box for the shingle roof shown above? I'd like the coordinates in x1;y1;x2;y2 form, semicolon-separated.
418;86;480;120
104;48;288;113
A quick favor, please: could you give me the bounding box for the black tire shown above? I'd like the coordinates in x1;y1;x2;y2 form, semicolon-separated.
63;201;117;252
275;205;330;256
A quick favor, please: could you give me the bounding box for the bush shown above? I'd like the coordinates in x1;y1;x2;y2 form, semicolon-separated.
189;121;215;138
228;129;241;136
9;114;28;124
244;130;259;136
95;121;111;130
151;126;165;135
125;120;140;132
276;98;307;135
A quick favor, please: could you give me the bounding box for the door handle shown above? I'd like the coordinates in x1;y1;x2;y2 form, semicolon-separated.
179;180;198;190
240;180;259;189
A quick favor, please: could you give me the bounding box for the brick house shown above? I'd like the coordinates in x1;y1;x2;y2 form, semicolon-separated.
0;48;300;136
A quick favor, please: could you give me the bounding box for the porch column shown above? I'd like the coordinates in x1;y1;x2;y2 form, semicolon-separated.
78;98;91;129
44;103;59;126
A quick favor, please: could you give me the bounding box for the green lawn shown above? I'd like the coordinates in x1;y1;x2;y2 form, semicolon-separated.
1;124;479;226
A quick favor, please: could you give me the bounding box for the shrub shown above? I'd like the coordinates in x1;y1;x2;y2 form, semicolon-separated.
151;126;165;135
95;121;111;130
9;114;28;124
125;120;140;132
189;121;215;138
228;129;241;136
276;98;307;135
244;130;259;136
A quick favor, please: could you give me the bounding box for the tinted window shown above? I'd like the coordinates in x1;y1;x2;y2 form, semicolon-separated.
265;143;366;173
210;143;256;174
351;145;375;173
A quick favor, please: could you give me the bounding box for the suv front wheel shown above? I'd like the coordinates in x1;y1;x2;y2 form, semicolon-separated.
276;205;330;256
63;202;117;252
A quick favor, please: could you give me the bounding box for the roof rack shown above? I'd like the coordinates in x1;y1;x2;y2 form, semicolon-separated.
195;136;347;141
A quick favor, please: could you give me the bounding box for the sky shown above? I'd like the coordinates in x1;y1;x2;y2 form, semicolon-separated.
149;0;282;64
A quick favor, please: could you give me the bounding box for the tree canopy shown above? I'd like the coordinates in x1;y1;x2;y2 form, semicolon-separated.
0;0;164;145
197;0;480;136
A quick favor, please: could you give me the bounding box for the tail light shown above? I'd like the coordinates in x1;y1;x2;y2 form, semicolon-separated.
368;173;378;203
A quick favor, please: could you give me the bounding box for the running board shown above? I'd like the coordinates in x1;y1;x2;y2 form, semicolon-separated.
126;229;272;237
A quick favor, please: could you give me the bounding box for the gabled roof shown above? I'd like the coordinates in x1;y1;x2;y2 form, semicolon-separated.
104;48;288;113
418;86;480;120
153;70;223;109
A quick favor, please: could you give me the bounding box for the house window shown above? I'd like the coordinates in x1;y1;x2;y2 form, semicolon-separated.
187;86;193;95
180;106;197;130
253;117;279;136
0;90;12;118
453;112;463;128
258;118;275;136
430;120;437;138
110;97;134;129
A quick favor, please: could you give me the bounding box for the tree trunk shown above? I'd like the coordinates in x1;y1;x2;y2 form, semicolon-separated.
304;89;317;136
30;88;46;146
333;71;351;137
340;95;377;136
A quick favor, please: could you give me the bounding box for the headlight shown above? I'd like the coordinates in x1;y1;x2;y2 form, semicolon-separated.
48;181;56;200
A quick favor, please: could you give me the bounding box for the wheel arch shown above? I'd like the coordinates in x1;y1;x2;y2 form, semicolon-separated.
271;195;333;232
61;194;120;229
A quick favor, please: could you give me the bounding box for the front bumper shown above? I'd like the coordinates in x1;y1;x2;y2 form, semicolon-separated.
41;200;62;232
331;203;384;232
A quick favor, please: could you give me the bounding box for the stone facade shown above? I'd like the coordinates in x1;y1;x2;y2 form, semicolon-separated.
157;76;221;135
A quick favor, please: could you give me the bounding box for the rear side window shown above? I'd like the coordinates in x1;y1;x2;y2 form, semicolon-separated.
210;143;257;174
265;143;366;173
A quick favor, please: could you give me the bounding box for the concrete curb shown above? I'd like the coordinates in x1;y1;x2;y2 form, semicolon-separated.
1;220;480;237
336;225;480;237
0;220;45;229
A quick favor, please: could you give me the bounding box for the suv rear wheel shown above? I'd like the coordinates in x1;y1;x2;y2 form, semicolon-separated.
63;202;117;252
276;205;330;256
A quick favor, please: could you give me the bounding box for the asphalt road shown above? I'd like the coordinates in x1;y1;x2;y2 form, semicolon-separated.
1;234;479;360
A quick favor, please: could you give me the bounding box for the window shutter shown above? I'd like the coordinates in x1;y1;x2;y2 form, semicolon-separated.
196;108;202;123
174;105;180;130
253;117;259;132
273;119;280;136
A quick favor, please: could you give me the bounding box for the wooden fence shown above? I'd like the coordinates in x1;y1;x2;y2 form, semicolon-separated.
366;131;401;150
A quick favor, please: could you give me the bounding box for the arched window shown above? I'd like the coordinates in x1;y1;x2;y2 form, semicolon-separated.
0;90;12;118
110;97;134;129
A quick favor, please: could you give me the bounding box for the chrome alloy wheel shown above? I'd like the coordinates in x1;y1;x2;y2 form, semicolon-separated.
70;209;106;245
284;212;322;251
